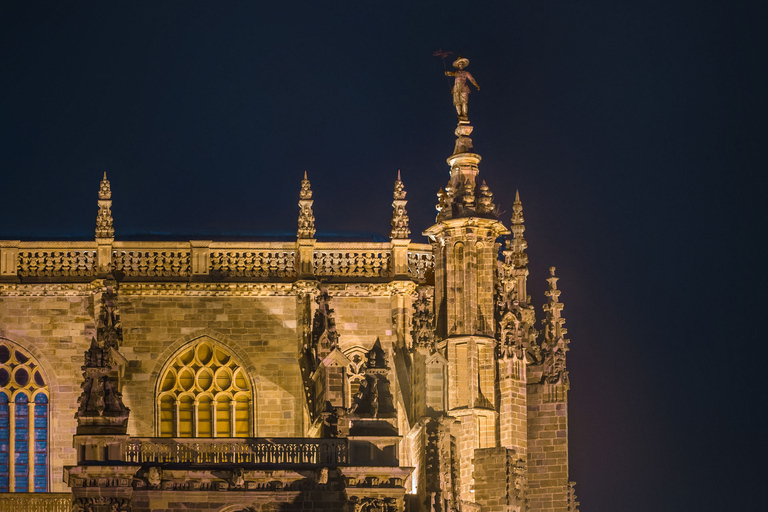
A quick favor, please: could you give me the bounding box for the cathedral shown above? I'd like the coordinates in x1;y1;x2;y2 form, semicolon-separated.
0;58;578;512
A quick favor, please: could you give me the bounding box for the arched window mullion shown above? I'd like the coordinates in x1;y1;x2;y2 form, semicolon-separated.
0;341;49;494
0;392;9;493
157;339;252;438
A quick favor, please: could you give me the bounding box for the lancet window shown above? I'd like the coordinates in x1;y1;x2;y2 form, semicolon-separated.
157;339;252;437
0;340;49;493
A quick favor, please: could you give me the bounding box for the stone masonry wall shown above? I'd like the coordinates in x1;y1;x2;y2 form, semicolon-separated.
0;289;94;492
473;447;515;512
527;383;569;512
333;294;396;354
498;357;527;458
117;292;302;438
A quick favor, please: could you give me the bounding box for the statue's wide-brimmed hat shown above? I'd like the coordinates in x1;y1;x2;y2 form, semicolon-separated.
453;57;469;68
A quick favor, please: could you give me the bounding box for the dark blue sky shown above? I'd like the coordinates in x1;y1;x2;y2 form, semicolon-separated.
1;2;765;510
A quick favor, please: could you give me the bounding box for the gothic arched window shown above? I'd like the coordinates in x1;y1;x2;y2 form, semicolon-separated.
0;341;49;493
157;339;252;437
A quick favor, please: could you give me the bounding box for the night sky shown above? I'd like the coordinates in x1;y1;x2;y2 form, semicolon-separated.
1;2;765;510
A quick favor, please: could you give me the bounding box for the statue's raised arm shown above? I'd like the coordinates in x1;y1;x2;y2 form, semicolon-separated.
445;57;479;121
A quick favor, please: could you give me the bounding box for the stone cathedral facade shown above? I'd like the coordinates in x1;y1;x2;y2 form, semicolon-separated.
0;93;579;511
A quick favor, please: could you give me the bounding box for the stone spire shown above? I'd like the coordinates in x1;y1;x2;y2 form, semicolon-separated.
390;170;410;239
75;283;129;434
541;267;569;388
95;172;114;239
297;171;316;239
510;190;528;268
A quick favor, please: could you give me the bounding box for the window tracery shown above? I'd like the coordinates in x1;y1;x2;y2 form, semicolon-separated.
157;339;252;437
0;340;49;493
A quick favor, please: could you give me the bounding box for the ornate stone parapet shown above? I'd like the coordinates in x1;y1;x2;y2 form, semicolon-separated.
0;493;70;512
190;239;212;275
0;240;19;278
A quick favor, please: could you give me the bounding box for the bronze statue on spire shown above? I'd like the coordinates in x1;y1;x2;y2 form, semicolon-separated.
445;57;479;121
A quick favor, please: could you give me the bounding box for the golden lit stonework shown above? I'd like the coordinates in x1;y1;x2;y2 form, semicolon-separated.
0;66;578;512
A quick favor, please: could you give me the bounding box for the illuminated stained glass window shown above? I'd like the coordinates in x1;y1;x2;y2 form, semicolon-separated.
0;340;49;493
157;339;252;437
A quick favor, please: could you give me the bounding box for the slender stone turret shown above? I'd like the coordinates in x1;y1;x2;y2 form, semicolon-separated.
390;170;410;240
95;173;114;274
68;281;134;512
527;266;572;512
510;190;530;305
422;61;509;505
541;266;569;393
297;171;316;239
296;172;317;279
95;172;114;239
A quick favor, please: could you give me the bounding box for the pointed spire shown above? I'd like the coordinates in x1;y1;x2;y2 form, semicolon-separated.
541;266;569;388
390;170;410;239
510;190;528;268
297;171;316;239
95;172;114;239
543;267;566;338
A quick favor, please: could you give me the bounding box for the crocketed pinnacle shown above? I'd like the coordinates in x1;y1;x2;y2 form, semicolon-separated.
510;190;528;268
95;172;114;239
390;170;410;239
541;266;570;387
543;267;566;339
297;171;316;239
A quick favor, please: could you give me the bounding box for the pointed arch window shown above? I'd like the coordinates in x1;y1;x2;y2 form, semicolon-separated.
0;341;49;493
157;339;252;437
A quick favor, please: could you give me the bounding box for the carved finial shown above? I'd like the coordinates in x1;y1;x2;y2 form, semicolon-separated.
298;172;316;239
390;171;410;239
510;190;528;268
95;173;114;239
476;180;497;216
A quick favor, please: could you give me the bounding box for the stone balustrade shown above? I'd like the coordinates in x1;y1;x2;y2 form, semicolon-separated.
125;437;348;466
0;493;70;512
0;240;434;282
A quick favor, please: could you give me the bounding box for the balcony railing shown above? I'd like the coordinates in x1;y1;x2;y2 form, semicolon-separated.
0;493;70;512
125;437;348;466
